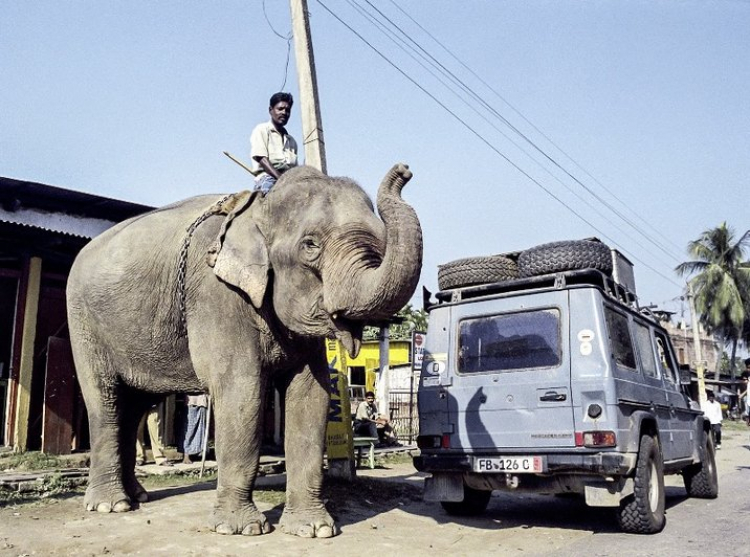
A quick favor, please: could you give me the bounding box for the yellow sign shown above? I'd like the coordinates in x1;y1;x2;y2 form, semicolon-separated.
326;343;354;460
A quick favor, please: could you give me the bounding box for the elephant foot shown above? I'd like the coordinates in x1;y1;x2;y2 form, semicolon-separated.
279;508;338;538
209;504;272;536
84;485;133;513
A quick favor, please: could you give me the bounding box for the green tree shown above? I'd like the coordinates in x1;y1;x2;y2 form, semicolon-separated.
363;303;428;341
676;222;750;377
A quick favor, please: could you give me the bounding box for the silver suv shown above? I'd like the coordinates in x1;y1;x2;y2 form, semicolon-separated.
414;239;718;534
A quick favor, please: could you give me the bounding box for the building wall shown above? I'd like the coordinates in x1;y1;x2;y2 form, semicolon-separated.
664;320;720;374
325;338;412;393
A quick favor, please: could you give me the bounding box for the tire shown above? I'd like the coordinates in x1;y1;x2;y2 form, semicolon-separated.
438;256;518;290
682;430;719;498
617;435;665;534
440;484;492;516
518;240;613;278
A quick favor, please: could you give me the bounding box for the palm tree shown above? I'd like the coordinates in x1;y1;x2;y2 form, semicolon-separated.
676;222;750;378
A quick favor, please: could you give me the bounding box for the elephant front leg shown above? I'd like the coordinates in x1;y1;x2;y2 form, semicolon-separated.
208;381;272;536
279;361;338;538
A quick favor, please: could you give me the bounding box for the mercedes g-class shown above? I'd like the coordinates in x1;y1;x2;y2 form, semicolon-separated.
414;239;717;534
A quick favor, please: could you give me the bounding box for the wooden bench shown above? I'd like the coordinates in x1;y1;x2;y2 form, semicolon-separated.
352;436;378;469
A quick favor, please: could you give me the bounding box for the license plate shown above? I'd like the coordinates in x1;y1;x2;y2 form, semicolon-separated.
473;456;544;473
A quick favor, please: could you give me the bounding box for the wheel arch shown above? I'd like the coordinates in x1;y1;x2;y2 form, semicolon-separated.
627;411;661;455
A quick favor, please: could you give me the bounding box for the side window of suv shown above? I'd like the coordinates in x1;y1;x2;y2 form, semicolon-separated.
633;321;659;379
655;331;678;384
604;306;637;370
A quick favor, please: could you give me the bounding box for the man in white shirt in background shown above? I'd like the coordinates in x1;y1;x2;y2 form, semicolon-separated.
702;391;723;449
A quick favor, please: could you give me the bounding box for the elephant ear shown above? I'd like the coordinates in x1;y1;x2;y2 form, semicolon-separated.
206;190;269;308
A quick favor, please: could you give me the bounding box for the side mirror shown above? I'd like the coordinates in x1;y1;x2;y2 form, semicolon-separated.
422;285;433;312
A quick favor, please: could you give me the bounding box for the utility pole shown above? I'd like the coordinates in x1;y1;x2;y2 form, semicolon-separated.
687;281;707;405
290;0;355;479
290;0;327;173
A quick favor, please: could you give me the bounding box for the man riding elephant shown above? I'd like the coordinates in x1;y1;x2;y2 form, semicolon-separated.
67;163;422;538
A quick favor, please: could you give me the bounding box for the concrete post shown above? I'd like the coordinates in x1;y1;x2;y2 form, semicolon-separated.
290;0;327;173
688;281;707;406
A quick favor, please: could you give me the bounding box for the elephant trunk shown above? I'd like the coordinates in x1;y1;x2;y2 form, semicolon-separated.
338;164;423;321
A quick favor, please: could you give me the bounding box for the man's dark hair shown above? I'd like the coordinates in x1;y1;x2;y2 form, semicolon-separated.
744;357;750;366
365;391;375;398
269;92;293;108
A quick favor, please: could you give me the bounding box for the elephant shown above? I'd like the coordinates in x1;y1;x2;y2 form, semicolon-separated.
66;163;422;538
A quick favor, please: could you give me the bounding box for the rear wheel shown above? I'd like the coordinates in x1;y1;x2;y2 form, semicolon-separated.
683;430;719;498
617;434;665;534
440;484;492;516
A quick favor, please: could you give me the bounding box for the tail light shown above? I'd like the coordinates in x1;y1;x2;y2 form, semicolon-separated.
576;430;616;447
416;435;451;449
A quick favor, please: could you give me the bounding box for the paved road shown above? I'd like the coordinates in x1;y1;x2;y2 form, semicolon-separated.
1;427;748;556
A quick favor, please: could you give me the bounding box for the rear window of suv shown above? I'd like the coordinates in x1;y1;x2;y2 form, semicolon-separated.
458;309;561;373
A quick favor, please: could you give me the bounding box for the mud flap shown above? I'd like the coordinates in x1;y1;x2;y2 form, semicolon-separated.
424;473;464;502
584;478;634;507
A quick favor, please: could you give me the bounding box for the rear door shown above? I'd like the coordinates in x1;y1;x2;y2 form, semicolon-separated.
446;290;575;451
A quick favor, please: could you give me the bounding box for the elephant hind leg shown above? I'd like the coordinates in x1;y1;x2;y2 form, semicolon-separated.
120;388;153;504
75;351;133;513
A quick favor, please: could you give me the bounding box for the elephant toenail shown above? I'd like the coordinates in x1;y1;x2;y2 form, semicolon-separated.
316;525;334;538
241;523;261;536
112;500;132;513
215;524;235;535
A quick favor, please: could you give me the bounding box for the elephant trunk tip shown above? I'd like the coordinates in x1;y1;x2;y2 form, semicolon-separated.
380;163;412;197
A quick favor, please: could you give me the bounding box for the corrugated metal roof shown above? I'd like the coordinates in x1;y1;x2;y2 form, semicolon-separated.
0;206;115;239
0;176;154;221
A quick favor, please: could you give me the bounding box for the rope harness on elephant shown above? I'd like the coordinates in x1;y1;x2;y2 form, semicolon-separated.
174;193;237;337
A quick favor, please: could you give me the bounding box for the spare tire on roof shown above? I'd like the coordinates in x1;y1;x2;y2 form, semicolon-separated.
518;239;612;278
438;255;519;290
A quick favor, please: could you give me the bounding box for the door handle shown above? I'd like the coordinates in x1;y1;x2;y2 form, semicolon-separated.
540;391;567;402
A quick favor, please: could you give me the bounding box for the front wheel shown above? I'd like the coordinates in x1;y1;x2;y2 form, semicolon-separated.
683;430;719;498
617;434;665;534
440;484;492;516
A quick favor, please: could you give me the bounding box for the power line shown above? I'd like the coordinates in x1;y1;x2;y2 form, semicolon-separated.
357;0;683;267
343;0;680;269
386;0;687;260
314;0;683;288
262;0;293;91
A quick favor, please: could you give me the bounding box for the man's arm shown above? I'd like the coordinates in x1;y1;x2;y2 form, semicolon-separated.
250;124;281;179
253;156;282;180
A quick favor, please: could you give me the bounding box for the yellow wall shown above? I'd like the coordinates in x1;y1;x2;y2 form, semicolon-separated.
326;339;412;393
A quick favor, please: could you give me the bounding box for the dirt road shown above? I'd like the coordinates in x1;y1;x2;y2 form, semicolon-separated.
1;427;749;557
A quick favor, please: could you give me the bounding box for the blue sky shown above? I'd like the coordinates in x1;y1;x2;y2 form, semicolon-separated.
2;1;748;319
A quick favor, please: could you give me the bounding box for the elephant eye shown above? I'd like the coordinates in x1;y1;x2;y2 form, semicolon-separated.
300;236;321;263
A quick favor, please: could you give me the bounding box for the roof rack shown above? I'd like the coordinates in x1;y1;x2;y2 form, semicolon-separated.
433;268;639;309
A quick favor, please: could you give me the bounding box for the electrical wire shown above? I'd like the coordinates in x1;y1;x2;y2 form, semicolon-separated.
386;0;686;259
315;0;681;288
344;0;678;269
262;0;293;91
360;0;683;266
316;0;683;288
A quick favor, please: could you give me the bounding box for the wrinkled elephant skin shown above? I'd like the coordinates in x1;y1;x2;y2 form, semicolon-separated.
66;164;422;538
